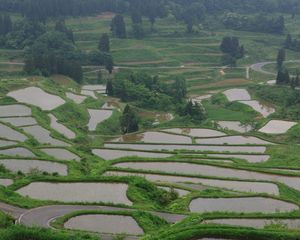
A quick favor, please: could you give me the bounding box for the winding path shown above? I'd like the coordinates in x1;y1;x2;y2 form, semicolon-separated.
250;60;300;76
0;202;186;239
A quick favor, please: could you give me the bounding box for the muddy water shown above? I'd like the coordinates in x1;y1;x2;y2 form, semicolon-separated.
66;92;87;104
163;128;226;137
217;121;252;133
0;104;31;117
259;120;297;134
195;136;273;145
7;87;65;110
223;89;251;102
48;114;76;139
0;140;17;147
92;149;172;160
65;214;144;235
41;148;80;161
202;154;270;163
0;179;13;187
16;182;132;205
104;143;266;153
112;161;300;191
0;123;27;142
0;159;67;175
104;171;279;195
205;218;300;229
87;109;113;131
190;197;298;213
22;125;69;146
239;100;275;117
113;131;192;144
0;117;37;127
0;147;36;157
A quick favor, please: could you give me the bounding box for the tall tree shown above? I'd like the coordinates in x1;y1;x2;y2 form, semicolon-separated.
277;48;286;70
98;33;110;52
173;77;187;102
121;105;139;133
285;34;292;48
111;14;127;39
106;79;114;96
55;19;74;43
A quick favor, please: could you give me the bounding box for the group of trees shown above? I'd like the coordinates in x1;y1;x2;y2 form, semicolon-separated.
120;104;139;133
0;14;12;36
284;34;300;52
222;13;285;34
220;37;244;66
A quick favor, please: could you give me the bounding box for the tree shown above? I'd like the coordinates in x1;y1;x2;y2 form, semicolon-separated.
276;69;290;85
104;54;114;74
172;77;186;102
131;9;142;24
183;101;206;121
121;105;139;133
132;23;145;39
285;34;292;48
220;36;244;59
24;31;83;83
277;48;286;70
106;79;114;96
98;33;110;52
0;14;12;36
111;14;127;39
55;19;74;43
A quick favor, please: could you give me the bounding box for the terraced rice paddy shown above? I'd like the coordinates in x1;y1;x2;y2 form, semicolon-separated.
92;149;172;160
0;147;36;157
0;117;37;127
163;128;226;137
195;136;273;145
113;131;192;144
259;120;298;134
204;218;300;229
223;89;251;102
16;182;132;205
48;114;76;139
66;92;87;104
64;214;144;235
0;139;17;147
0;104;31;117
22;125;69;146
238;100;275;117
105;143;267;153
189;197;298;213
7;87;65;110
105;171;279;195
0;123;27;142
40;148;80;161
87;109;113;131
0;159;67;175
0;179;13;187
217;121;252;133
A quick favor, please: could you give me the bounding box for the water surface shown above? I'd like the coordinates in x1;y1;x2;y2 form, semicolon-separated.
81;90;97;99
41;148;80;161
7;87;65;110
259;120;297;134
105;143;266;153
217;121;252;133
17;182;132;205
0;117;37;127
65;214;144;235
87;109;113;131
92;149;172;160
66;92;87;104
163;128;226;137
0;104;31;117
105;171;279;195
196;136;272;145
22;125;69;146
0;123;27;142
0;159;67;175
239;100;275;117
223;89;251;102
0;139;17;147
0;179;13;187
48;114;76;139
190;197;298;213
0;147;36;157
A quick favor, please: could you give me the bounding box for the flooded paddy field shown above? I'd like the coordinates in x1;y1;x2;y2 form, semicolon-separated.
0;159;67;175
105;171;279;195
87;109;113;131
92;149;172;160
190;197;298;213
105;143;266;153
7;87;65;110
22;125;69;146
64;214;144;235
16;182;132;205
0;147;36;157
40;148;80;161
